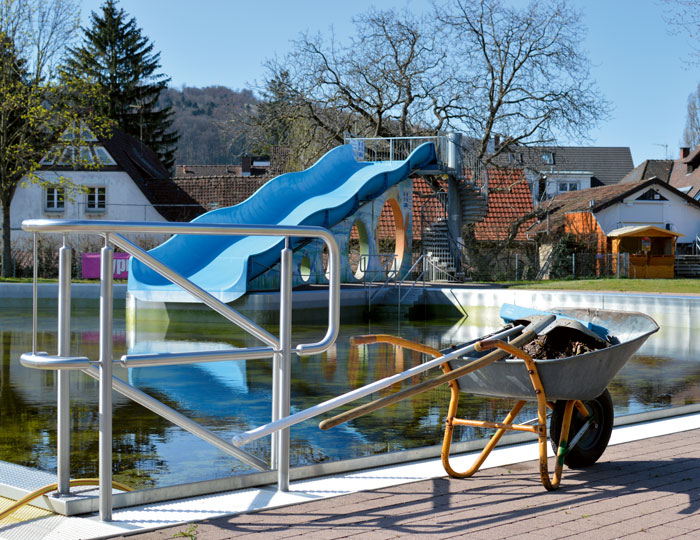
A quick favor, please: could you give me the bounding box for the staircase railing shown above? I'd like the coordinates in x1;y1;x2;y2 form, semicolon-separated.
19;218;341;521
419;191;469;281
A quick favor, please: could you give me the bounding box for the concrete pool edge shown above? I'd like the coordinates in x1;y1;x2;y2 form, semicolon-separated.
3;402;700;518
3;411;700;540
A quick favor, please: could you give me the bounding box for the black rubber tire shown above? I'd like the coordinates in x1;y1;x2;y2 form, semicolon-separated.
550;389;614;468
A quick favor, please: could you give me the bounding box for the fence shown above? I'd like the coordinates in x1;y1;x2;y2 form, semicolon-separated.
547;252;630;280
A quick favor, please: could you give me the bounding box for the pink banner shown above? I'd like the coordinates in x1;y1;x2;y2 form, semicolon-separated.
81;252;130;279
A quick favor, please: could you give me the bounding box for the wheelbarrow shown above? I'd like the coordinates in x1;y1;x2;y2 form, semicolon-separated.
320;307;659;490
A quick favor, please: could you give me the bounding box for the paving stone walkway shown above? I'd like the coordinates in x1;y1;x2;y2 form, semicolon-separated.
113;429;700;539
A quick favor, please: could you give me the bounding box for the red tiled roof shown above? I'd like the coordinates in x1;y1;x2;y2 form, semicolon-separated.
174;164;243;178
669;144;700;199
376;200;397;240
173;177;268;212
475;169;535;241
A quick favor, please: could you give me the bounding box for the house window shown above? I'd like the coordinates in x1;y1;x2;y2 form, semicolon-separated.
78;146;94;165
86;187;106;212
56;146;75;166
45;187;64;211
558;182;579;192
93;146;117;166
80;123;98;142
509;152;522;164
541;151;554;165
39;147;59;166
636;189;667;201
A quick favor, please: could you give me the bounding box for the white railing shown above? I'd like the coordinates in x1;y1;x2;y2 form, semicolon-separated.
345;135;449;166
20;218;341;521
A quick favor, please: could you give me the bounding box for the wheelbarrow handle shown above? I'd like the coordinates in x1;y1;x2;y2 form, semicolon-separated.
350;334;442;358
319;318;554;431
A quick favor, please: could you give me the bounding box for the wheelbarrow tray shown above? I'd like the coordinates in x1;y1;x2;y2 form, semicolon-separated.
449;308;659;401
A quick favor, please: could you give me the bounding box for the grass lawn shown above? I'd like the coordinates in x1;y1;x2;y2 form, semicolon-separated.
1;277;698;294
499;278;700;295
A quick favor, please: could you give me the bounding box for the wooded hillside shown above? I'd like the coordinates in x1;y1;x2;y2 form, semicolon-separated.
160;86;259;165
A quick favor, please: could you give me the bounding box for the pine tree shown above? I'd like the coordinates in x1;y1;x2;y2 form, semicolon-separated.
65;0;178;169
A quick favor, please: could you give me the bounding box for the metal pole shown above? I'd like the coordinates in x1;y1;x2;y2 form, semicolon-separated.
32;233;38;354
515;254;519;281
572;252;576;278
278;239;292;491
99;237;113;521
81;367;268;471
271;355;279;468
57;238;71;495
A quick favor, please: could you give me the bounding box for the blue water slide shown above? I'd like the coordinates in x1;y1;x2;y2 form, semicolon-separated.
129;142;437;303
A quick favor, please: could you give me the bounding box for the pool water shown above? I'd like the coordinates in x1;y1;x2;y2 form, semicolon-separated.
1;296;698;489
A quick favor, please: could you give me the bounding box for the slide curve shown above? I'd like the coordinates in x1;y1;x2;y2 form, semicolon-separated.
128;142;436;303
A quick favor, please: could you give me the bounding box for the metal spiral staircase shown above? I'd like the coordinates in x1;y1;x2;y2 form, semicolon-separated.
421;168;489;281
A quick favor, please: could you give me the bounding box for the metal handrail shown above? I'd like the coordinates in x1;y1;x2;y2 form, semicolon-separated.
19;218;341;521
398;254;428;304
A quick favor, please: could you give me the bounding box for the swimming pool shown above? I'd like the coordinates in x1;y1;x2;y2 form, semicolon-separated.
1;292;698;489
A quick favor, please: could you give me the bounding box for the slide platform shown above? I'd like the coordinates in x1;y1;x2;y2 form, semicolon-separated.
128;142;437;303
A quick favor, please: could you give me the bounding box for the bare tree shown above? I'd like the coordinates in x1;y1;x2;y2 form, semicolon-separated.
0;0;79;81
437;0;609;163
683;83;700;149
256;8;452;167
253;0;609;168
661;0;700;64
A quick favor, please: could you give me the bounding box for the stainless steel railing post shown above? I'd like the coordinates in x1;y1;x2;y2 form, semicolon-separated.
99;237;114;521
277;239;292;491
32;233;38;354
57;237;72;495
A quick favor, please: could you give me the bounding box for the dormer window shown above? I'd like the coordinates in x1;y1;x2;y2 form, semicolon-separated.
93;146;117;165
80;123;98;142
541;151;554;165
78;146;94;165
56;147;75;166
558;181;579;192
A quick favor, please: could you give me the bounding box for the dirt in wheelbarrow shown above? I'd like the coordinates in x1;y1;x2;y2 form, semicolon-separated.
522;327;611;359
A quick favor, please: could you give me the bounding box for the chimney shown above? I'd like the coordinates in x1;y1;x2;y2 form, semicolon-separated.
681;147;690;159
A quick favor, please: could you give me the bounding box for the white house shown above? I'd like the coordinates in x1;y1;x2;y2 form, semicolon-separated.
10;128;197;253
493;145;634;204
530;177;700;253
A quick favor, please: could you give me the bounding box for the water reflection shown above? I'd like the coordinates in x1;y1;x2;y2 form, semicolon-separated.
1;297;699;489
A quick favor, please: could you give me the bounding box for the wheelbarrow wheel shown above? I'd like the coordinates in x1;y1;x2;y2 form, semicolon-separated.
550;389;614;468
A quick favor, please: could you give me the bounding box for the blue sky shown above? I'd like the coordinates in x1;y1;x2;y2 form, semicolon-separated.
80;0;699;166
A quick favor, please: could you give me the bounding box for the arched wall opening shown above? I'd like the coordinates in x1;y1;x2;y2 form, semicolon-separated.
376;198;405;278
348;220;370;279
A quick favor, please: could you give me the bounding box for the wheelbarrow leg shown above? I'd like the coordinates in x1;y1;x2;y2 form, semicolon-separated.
537;397;575;491
465;338;578;491
442;396;527;478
